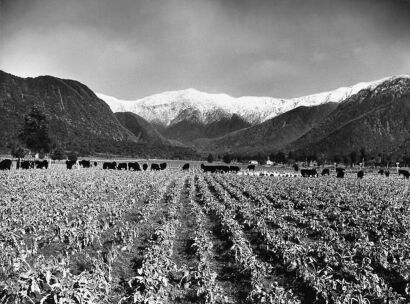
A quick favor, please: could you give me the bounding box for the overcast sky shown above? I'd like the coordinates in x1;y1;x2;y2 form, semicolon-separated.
0;0;409;99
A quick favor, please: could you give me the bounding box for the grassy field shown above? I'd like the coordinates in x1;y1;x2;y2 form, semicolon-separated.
0;166;409;303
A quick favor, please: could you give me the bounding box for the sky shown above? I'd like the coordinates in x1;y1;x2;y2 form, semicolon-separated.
0;0;409;99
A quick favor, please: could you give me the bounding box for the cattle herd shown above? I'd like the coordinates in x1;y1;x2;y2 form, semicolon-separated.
0;158;410;179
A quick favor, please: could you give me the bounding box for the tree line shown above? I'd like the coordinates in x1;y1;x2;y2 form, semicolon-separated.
206;148;407;167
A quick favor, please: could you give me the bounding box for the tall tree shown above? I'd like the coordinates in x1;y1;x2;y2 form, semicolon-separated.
349;150;357;166
222;153;232;164
19;106;52;154
359;147;366;163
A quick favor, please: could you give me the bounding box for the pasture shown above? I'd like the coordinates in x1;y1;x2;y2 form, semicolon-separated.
0;166;409;303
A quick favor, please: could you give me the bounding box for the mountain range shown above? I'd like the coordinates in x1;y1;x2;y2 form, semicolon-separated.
1;69;409;159
99;75;410;158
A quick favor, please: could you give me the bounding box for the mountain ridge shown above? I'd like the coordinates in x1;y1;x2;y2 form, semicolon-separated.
98;75;410;128
0;70;198;158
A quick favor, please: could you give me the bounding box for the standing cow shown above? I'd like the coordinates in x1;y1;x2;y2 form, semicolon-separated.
35;160;49;169
151;163;160;171
0;159;12;170
66;160;77;169
128;162;141;171
336;168;345;178
357;170;364;179
103;162;117;170
321;168;330;176
21;160;35;169
117;163;128;170
79;160;91;168
301;169;318;177
399;169;410;179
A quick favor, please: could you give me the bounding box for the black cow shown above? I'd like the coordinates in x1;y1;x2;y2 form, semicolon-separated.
336;168;345;178
151;163;160;171
378;169;384;175
385;170;390;177
160;163;167;170
128;162;141;171
117;163;128;170
293;164;299;172
35;160;48;169
357;170;364;179
229;166;240;173
399;169;410;179
79;160;91;168
0;159;12;170
201;164;230;173
321;168;330;176
21;160;35;169
142;164;148;171
201;164;215;173
103;162;117;170
66;160;77;169
301;169;318;177
182;163;190;171
94;161;98;167
248;164;255;171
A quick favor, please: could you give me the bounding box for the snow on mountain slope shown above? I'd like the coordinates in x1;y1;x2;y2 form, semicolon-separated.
98;75;410;126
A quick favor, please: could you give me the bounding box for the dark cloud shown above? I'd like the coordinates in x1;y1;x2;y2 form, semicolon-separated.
0;0;409;99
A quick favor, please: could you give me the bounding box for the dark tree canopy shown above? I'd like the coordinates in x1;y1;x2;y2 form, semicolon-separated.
50;146;66;160
18;106;52;154
67;151;78;162
222;153;232;164
11;145;27;159
207;153;214;163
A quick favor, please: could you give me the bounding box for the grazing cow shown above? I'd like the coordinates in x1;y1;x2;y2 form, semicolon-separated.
151;163;160;171
0;159;12;170
128;162;141;171
229;166;240;173
399;169;410;179
201;164;213;173
293;164;299;172
142;164;148;171
248;164;255;171
336;168;345;178
94;161;98;167
182;163;190;171
160;163;167;170
357;170;364;179
201;164;230;173
321;168;330;176
301;169;318;177
66;160;77;170
35;160;49;169
385;170;390;177
79;160;91;168
21;160;35;169
117;163;128;170
378;169;384;175
103;162;117;170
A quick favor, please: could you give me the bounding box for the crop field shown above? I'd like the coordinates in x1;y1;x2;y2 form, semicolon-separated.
0;167;409;304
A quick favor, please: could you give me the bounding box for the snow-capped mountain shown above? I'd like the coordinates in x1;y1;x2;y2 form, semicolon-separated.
97;75;409;127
